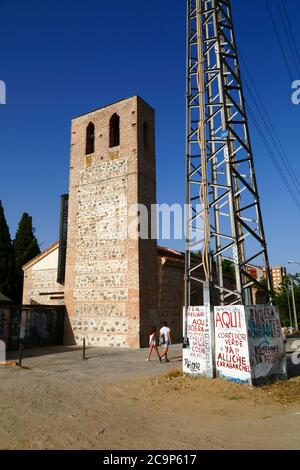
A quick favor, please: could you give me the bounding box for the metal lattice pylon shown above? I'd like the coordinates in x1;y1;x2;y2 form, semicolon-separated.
184;0;273;319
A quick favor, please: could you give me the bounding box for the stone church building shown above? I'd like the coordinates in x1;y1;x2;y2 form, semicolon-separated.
23;96;186;348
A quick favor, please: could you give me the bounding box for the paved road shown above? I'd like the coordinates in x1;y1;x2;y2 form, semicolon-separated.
5;338;300;382
6;344;183;384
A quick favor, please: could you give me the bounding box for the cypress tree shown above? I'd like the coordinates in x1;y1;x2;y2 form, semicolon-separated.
14;213;40;302
0;200;16;300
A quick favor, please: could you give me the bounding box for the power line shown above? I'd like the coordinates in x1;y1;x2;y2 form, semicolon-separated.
277;0;300;78
281;0;300;76
265;0;294;82
242;75;300;208
240;56;300;198
246;103;300;211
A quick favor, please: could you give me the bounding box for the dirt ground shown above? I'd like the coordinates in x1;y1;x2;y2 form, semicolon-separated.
0;346;300;450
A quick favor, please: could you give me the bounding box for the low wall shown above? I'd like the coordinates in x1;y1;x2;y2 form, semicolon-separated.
0;305;65;351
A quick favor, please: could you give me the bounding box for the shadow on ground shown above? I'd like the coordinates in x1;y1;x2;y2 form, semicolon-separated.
5;343;300;381
7;345;84;360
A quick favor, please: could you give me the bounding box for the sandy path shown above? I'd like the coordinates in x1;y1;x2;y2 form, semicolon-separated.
0;360;299;450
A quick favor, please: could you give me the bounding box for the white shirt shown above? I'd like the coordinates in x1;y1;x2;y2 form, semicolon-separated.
160;326;171;343
149;333;156;346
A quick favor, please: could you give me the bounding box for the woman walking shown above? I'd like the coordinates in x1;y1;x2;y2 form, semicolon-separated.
147;326;161;362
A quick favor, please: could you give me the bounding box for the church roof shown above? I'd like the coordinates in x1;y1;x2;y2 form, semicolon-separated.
157;246;184;259
22;241;59;271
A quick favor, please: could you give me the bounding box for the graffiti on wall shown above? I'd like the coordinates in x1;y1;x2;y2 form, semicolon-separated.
183;305;213;377
184;304;287;384
214;305;251;384
245;304;286;380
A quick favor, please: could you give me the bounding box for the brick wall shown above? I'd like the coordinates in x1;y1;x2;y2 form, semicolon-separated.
22;244;64;306
157;255;185;344
64;96;159;347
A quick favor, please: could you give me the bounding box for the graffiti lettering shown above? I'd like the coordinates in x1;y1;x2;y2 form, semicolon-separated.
247;319;272;344
187;318;205;333
184;358;201;372
217;351;250;370
250;345;282;367
215;308;241;329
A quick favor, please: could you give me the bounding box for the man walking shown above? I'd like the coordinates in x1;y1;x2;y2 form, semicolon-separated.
159;321;171;363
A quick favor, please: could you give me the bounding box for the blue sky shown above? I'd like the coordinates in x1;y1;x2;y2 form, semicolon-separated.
0;0;299;273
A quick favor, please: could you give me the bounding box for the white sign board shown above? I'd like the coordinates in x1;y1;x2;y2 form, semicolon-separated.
245;305;286;381
183;306;213;377
214;305;252;384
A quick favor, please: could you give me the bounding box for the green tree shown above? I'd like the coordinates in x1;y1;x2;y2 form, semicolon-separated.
0;200;16;300
275;275;300;328
13;213;40;302
222;259;235;278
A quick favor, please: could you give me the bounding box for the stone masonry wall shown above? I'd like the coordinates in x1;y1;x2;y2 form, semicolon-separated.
23;267;64;305
64;96;158;347
137;98;158;346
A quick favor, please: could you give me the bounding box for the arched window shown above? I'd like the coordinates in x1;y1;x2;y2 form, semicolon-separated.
143;121;149;148
86;122;95;154
109;113;120;148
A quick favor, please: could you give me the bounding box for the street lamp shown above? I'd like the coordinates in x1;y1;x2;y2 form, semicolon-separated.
287;261;299;331
288;260;300;266
282;284;292;328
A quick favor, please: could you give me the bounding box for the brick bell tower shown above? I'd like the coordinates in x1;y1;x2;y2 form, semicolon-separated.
64;96;158;348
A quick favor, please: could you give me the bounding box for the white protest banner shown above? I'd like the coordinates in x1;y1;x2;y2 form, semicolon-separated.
245;304;287;382
214;305;251;384
183;305;213;377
